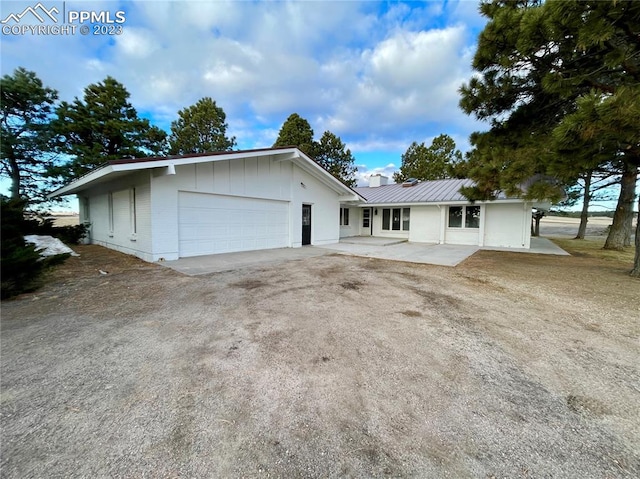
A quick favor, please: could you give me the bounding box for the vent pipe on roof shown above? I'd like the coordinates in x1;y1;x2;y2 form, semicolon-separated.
369;174;389;187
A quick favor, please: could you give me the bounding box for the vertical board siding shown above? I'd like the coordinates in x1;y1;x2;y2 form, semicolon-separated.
84;171;154;261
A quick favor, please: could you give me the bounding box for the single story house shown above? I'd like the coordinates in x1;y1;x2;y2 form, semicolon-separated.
49;147;364;261
49;148;540;262
339;174;539;249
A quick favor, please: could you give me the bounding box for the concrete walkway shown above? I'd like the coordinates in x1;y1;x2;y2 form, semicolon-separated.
161;246;330;275
161;236;569;276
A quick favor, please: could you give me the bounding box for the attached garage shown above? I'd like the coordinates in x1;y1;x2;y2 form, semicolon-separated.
49;148;363;262
178;192;289;257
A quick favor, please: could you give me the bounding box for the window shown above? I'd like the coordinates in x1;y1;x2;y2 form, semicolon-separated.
402;208;410;231
340;207;349;226
362;208;370;228
465;206;480;228
108;192;114;234
392;208;401;230
82;197;90;222
448;206;463;228
382;208;410;231
382;208;390;230
130;188;137;235
449;205;480;228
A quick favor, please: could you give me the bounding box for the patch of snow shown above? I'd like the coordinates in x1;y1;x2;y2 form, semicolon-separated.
24;235;79;257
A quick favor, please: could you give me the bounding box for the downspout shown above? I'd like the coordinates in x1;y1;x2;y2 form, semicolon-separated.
438;205;446;244
523;202;530;248
478;204;486;247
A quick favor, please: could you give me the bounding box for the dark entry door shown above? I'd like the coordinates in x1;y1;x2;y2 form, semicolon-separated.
302;204;311;245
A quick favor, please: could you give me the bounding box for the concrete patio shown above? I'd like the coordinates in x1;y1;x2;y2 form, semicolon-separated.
161;236;568;276
319;236;567;266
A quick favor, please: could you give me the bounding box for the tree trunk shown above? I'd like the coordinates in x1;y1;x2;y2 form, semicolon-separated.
604;163;638;250
623;208;633;247
575;170;592;239
631;196;640;277
8;151;21;200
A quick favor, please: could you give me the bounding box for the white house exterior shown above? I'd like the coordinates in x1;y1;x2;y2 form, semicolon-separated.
338;175;534;249
51;152;538;262
50;147;363;261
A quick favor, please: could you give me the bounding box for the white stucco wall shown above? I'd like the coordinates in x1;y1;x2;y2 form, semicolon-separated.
291;165;342;247
338;207;361;238
483;202;532;248
408;206;440;243
337;201;531;249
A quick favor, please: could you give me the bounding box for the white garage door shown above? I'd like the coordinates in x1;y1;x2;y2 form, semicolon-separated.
178;192;289;257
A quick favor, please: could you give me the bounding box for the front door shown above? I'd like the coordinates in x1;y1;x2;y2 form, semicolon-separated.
361;208;372;236
302;204;311;245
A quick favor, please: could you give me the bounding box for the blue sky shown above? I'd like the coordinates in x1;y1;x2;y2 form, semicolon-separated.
1;0;489;204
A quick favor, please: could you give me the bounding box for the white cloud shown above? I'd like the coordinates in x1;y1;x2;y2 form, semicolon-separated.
319;25;475;137
0;0;487;167
115;27;158;58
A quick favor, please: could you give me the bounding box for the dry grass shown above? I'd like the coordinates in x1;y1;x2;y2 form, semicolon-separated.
51;215;80;227
3;245;640;478
550;236;635;263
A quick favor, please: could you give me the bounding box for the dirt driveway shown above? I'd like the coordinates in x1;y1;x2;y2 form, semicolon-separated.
2;245;639;478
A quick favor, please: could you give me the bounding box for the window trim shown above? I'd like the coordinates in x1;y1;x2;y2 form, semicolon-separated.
362;208;370;228
129;187;137;240
108;192;114;237
381;207;410;231
448;205;481;229
339;207;350;226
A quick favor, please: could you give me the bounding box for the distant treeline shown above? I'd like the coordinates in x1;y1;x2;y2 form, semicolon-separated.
549;211;636;219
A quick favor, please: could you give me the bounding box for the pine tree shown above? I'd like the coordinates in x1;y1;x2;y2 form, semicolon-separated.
51;77;167;181
459;0;640;275
168;97;236;154
1;68;59;205
273;113;316;158
393;134;462;183
315;131;357;187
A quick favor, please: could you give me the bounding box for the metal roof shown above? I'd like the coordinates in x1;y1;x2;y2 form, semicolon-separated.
353;178;507;204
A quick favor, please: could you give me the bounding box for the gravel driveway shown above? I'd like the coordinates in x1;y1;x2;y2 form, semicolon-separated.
1;245;639;478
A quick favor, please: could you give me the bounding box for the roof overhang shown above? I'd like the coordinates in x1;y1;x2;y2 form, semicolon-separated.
48;147;366;202
344;198;530;207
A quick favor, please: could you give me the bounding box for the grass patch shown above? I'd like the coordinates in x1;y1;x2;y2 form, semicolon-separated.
550;237;635;263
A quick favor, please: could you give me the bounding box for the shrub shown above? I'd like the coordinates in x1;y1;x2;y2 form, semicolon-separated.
0;197;72;299
51;223;89;245
23;214;89;245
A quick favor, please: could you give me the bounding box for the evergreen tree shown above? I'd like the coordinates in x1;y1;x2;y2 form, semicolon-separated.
51;77;167;181
168;97;235;154
459;0;640;275
393;134;462;183
273;113;316;158
1;68;59;205
315;131;357;187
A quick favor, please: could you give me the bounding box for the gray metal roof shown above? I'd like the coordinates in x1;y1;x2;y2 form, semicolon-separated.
353;178;507;204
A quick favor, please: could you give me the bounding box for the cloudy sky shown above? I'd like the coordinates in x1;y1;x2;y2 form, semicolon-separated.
1;0;488;189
